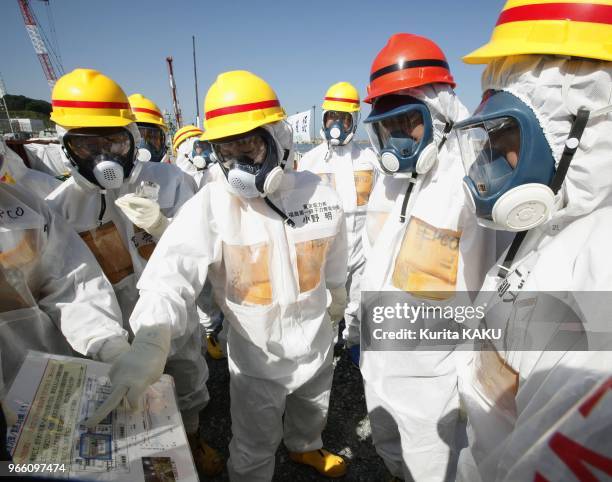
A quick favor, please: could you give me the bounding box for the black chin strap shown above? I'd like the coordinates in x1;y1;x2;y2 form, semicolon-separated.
280;148;290;170
399;173;417;224
497;108;591;279
438;121;454;150
398;121;454;224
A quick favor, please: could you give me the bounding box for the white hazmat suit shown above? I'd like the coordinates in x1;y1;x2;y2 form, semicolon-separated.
0;139;61;198
130;126;348;480
298;141;378;347
456;56;612;482
360;84;495;481
45;153;203;427
23;142;71;178
0;181;128;397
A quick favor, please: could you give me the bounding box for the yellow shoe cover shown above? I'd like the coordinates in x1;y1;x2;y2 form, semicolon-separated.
206;334;225;360
188;434;224;477
289;448;347;478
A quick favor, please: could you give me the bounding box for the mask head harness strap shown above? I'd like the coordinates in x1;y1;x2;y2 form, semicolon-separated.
497;108;591;279
256;138;294;227
264;197;295;228
437;121;454;151
398;120;453;224
280;147;290;169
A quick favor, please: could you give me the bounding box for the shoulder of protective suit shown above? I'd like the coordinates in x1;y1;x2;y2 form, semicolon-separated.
297;143;328;170
136;161;196;193
571;206;612;290
282;168;324;187
138;161;186;181
355;144;378;166
45;175;80;203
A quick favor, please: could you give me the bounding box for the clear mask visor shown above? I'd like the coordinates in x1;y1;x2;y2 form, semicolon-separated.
456;117;521;197
367;108;425;155
212;132;268;169
64;127;133;169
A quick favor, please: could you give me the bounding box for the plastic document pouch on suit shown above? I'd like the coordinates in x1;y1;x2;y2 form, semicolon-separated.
4;351;198;481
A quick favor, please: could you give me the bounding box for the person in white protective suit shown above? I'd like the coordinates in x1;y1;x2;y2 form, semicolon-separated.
23;142;72;179
454;2;612;479
359;33;495;482
174;126;227;358
43;69;223;477
46;69;197;324
111;70;350;481
128;93;170;163
172;125;204;179
172;124;228;358
0;138;61;197
298;82;378;365
0;164;129;399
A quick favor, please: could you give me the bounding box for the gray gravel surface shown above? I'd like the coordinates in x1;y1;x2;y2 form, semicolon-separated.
200;346;389;481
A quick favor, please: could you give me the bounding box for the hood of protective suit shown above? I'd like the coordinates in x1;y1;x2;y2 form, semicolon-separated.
177;136;197;160
406;83;470;142
264;119;294;171
481;55;612;222
397;83;470;180
0;139;28;182
56;123;143;191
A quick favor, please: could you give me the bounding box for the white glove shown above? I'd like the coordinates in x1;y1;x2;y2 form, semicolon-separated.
96;336;131;364
85;324;171;429
327;286;348;323
115;193;170;239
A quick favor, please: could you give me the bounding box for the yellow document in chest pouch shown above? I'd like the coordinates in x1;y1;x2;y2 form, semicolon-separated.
354;170;374;207
392;216;461;299
80;222;134;284
223;242;273;306
295;236;333;293
0;229;40;310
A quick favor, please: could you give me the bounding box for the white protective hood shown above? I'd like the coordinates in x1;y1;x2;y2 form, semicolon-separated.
408;83;471;140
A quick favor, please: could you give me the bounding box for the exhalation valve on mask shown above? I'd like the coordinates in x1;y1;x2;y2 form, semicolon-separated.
380;137;439;176
192;155;207;170
136;148;152;163
227;163;283;198
93;160;125;189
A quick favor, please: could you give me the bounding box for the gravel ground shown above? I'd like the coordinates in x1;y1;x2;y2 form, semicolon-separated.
200;344;389;481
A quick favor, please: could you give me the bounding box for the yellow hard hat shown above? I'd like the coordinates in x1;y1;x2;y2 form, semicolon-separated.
172;125;203;151
128;93;167;131
464;0;612;64
201;70;286;141
50;68;136;128
321;82;360;113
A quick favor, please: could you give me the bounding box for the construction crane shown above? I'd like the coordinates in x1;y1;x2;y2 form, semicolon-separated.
17;0;61;88
166;57;183;128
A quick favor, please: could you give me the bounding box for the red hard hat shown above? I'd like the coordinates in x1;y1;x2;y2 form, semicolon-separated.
364;33;456;104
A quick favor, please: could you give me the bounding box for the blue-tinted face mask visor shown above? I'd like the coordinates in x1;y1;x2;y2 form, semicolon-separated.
364;98;433;174
323;111;354;144
191;140;213;169
455;90;555;220
137;124;167;162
